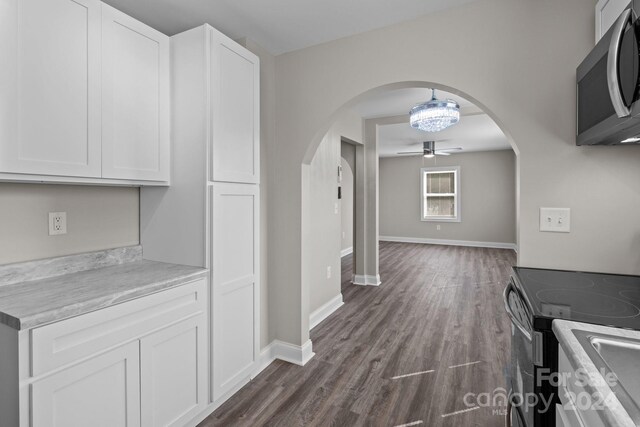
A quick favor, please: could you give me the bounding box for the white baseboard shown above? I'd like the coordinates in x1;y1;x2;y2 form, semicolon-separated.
352;274;381;286
272;339;315;366
380;235;517;251
340;246;353;257
309;294;344;330
189;339;315;426
252;339;315;372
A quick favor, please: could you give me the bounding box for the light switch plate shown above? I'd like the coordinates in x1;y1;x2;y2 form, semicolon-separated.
539;208;570;233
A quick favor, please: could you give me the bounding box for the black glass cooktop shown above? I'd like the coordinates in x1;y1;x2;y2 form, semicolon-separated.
512;267;640;330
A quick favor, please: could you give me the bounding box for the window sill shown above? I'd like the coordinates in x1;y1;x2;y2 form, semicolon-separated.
421;217;461;223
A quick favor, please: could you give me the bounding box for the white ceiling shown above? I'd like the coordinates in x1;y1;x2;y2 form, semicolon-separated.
351;88;511;157
377;116;511;157
102;0;481;54
101;1;508;155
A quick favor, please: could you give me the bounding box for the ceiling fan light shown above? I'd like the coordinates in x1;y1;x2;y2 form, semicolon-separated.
423;153;435;158
410;90;460;133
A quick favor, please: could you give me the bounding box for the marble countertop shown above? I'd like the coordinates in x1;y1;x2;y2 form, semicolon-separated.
553;319;640;427
0;247;208;330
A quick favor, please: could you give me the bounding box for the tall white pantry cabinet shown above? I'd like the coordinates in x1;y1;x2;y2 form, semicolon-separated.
140;25;261;409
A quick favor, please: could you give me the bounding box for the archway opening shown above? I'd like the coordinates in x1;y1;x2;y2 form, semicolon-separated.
303;81;520;333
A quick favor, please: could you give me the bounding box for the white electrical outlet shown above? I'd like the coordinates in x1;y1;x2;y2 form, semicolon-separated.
48;212;67;236
437;225;441;231
342;231;346;239
539;208;570;233
327;266;332;279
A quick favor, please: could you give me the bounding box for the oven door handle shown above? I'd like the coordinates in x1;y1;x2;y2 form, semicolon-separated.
607;7;633;118
503;281;532;342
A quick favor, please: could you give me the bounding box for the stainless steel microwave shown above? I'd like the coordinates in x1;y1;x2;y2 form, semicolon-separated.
577;2;640;145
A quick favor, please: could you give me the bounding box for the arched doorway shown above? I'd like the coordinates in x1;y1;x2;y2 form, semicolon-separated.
302;81;519;335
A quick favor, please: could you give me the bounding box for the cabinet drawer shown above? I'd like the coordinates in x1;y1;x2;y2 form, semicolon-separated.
31;279;206;377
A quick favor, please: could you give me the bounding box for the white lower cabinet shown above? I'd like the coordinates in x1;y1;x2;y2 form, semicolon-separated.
556;345;605;427
0;278;208;427
32;341;141;427
141;316;207;427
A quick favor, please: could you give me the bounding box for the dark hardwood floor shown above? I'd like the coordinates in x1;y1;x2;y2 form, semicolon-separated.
201;241;517;426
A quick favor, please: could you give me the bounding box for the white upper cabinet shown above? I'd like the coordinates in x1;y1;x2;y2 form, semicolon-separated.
210;29;260;184
0;0;170;185
102;4;170;183
0;0;102;178
595;0;631;43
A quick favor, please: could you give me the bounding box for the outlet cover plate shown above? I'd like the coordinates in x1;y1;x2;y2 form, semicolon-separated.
49;212;67;236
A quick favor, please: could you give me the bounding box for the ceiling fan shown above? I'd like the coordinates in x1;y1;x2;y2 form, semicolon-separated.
397;141;462;158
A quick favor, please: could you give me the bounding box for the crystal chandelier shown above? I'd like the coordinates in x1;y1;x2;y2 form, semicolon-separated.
410;89;460;132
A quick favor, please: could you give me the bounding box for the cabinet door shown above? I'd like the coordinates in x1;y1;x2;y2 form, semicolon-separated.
101;4;170;182
210;28;260;184
211;183;259;402
140;315;207;427
0;0;101;177
31;341;141;427
595;0;631;42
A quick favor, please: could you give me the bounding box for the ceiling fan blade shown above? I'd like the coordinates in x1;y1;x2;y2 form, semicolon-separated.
435;152;451;156
435;147;462;152
396;151;423;155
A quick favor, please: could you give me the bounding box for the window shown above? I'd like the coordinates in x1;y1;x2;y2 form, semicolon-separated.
421;166;461;222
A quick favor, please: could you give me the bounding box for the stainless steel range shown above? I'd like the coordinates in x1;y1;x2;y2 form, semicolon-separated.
505;267;640;427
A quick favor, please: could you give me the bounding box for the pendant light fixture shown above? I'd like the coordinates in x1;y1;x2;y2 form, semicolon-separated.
410;89;460;132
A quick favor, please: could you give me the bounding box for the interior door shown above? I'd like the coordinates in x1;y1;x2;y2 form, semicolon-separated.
101;3;170;182
31;341;140;427
0;0;101;177
210;183;259;402
209;28;260;184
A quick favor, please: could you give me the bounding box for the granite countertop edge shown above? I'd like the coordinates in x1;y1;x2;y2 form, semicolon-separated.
553;319;638;427
0;267;209;331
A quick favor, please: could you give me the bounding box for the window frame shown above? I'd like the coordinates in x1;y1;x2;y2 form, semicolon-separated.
420;166;461;222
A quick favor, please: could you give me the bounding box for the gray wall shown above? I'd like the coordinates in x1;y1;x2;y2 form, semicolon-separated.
307;112;362;315
268;0;640;347
0;184;139;264
308;133;341;314
380;150;516;245
340;142;355;252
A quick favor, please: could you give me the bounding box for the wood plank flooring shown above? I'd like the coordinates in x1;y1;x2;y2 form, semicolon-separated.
200;242;516;426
